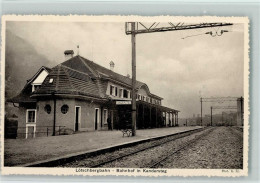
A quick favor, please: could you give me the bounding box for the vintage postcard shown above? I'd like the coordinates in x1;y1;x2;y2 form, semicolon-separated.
1;15;249;177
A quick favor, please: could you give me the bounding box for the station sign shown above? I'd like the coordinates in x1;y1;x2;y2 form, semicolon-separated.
116;101;131;105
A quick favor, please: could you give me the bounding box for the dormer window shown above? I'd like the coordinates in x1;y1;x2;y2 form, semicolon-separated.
49;78;54;83
31;67;49;92
32;84;41;92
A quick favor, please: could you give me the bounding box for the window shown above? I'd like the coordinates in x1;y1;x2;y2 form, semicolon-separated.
110;85;116;96
44;104;51;114
27;110;36;123
61;105;69;114
123;89;128;98
138;94;141;100
127;90;130;99
110;85;113;95
32;84;41;92
144;96;146;101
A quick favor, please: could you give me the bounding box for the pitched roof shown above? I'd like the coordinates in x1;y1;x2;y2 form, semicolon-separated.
77;57;162;99
34;64;103;98
8;87;36;103
78;56;145;88
12;55;162;101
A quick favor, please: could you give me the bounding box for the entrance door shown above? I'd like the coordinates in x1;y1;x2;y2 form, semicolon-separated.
95;108;99;130
75;106;81;131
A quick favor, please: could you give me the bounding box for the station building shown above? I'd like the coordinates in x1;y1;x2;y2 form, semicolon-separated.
8;51;179;138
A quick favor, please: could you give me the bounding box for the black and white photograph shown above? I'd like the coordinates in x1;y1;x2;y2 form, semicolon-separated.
1;15;249;176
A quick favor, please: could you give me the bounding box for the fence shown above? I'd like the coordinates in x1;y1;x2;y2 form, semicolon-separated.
5;125;66;139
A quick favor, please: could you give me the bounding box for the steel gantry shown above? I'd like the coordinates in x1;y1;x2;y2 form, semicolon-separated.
200;97;243;126
210;106;237;126
125;22;233;136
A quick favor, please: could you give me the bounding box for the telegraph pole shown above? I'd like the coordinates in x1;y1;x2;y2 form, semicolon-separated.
210;106;213;126
240;96;243;126
200;97;203;126
131;22;137;136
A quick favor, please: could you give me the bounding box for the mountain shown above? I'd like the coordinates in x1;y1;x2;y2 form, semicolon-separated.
5;30;52;99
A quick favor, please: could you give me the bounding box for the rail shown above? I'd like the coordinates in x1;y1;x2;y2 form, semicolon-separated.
89;127;207;168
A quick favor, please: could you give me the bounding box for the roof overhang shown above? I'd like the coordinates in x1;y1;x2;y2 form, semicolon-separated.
31;93;108;103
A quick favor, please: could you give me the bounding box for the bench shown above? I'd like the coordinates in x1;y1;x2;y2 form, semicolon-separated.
121;124;132;137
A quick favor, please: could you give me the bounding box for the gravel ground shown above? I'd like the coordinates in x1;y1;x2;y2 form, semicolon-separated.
60;127;243;169
60;128;206;168
158;126;243;169
100;128;213;168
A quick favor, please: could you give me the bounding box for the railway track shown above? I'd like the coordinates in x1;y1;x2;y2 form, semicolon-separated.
228;126;243;140
148;127;214;168
85;127;213;168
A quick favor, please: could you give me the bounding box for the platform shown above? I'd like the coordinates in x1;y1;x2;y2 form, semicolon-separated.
4;126;202;166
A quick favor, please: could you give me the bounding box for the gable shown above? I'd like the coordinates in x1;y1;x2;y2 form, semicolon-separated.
31;69;49;85
138;86;149;96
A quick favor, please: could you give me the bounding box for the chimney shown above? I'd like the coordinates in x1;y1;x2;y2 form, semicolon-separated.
64;50;74;60
110;61;115;71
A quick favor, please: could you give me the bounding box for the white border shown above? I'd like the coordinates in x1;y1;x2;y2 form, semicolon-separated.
0;15;249;177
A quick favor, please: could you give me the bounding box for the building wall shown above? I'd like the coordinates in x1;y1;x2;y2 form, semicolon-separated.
16;103;36;138
106;81;131;100
74;99;102;131
17;106;27;138
36;99;56;137
16;98;111;138
36;98;105;135
106;81;161;105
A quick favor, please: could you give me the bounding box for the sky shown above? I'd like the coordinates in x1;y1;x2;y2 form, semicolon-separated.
6;21;245;118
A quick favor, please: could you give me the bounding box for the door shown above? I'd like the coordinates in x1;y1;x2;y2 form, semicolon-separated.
75;106;81;131
95;108;99;130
